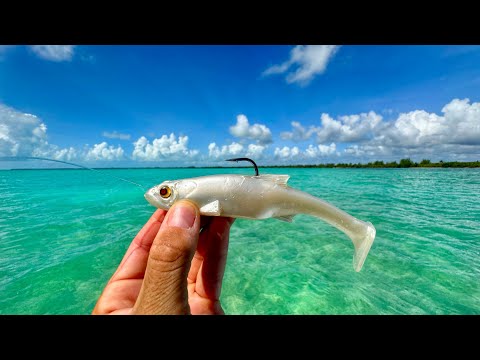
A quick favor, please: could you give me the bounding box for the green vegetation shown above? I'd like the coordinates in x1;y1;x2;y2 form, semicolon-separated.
6;158;480;171
265;159;480;169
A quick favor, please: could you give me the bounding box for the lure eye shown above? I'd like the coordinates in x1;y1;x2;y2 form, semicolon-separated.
159;186;171;198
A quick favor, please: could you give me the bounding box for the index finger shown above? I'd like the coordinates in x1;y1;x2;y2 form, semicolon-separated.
188;216;235;299
109;209;167;283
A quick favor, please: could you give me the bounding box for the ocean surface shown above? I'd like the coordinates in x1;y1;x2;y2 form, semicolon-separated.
0;167;478;314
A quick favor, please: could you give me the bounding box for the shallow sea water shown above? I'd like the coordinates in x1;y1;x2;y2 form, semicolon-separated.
0;168;478;314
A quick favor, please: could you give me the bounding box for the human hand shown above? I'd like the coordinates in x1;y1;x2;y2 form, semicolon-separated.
92;200;235;315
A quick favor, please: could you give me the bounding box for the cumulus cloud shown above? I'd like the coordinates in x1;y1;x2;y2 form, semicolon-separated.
50;147;79;161
274;143;338;161
29;45;75;62
381;98;479;148
102;131;131;140
84;142;124;161
281;111;383;144
246;143;266;158
344;144;389;158
281;121;317;142
2;97;479;166
343;98;480;159
208;142;267;160
229;114;272;145
132;134;199;161
435;98;479;145
208;142;244;159
0;104;50;157
318;112;384;143
278;98;480;161
0;103;125;162
263;45;339;86
274;146;301;159
305;143;338;158
41;143;125;162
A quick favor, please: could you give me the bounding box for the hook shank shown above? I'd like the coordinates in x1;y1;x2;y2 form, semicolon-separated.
225;157;259;176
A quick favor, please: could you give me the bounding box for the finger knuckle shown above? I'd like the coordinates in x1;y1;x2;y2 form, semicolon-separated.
148;241;189;272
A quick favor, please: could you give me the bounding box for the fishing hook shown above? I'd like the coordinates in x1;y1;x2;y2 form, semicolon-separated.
225;157;259;176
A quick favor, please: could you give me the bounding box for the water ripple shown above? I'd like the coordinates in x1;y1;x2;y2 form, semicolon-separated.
0;168;479;314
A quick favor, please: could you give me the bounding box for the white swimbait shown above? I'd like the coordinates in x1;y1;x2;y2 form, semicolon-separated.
145;172;376;272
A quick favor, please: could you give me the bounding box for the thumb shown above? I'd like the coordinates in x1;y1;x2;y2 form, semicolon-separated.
132;200;200;314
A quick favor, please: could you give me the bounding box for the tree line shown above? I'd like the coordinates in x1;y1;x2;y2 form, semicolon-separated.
266;159;480;169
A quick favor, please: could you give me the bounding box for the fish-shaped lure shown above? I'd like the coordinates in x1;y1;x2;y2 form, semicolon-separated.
145;159;376;272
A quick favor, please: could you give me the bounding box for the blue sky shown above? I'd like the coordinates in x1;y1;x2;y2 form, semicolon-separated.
1;45;479;167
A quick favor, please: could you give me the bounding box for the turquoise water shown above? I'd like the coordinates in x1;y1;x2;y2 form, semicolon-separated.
0;168;479;314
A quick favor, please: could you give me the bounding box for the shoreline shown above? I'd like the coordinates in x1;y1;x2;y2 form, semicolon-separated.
4;164;480;171
2;158;479;170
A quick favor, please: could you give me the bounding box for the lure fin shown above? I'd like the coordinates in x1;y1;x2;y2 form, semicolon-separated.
256;174;290;187
199;200;222;216
273;215;295;223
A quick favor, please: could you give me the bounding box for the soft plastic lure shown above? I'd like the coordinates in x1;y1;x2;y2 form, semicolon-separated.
145;158;376;272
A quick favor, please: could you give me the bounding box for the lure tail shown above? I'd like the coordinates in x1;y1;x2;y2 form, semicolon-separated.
296;190;376;272
349;221;376;272
314;209;376;272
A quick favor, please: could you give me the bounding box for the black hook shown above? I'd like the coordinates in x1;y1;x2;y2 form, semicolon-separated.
226;157;259;176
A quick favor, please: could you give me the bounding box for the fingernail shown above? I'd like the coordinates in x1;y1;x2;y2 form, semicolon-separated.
167;202;197;229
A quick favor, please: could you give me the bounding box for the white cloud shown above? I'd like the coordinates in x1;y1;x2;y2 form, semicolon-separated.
229;114;272;145
42;143;125;162
246;143;266;158
281;98;480;159
208;142;267;160
344;144;389;158
440;98;480;145
29;45;75;62
84;142;124;161
263;45;339;86
0;104;50;157
275;97;480;162
305;143;338;158
281;121;317;142
274;146;301;159
380;110;445;148
377;98;480;149
132;134;199;161
0;103;125;162
50;147;79;161
317;111;384;143
2;97;479;166
343;98;480;159
208;142;244;159
274;143;337;161
102;131;131;140
281;111;384;144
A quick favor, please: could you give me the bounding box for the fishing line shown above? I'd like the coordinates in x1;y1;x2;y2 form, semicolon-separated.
0;156;147;192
